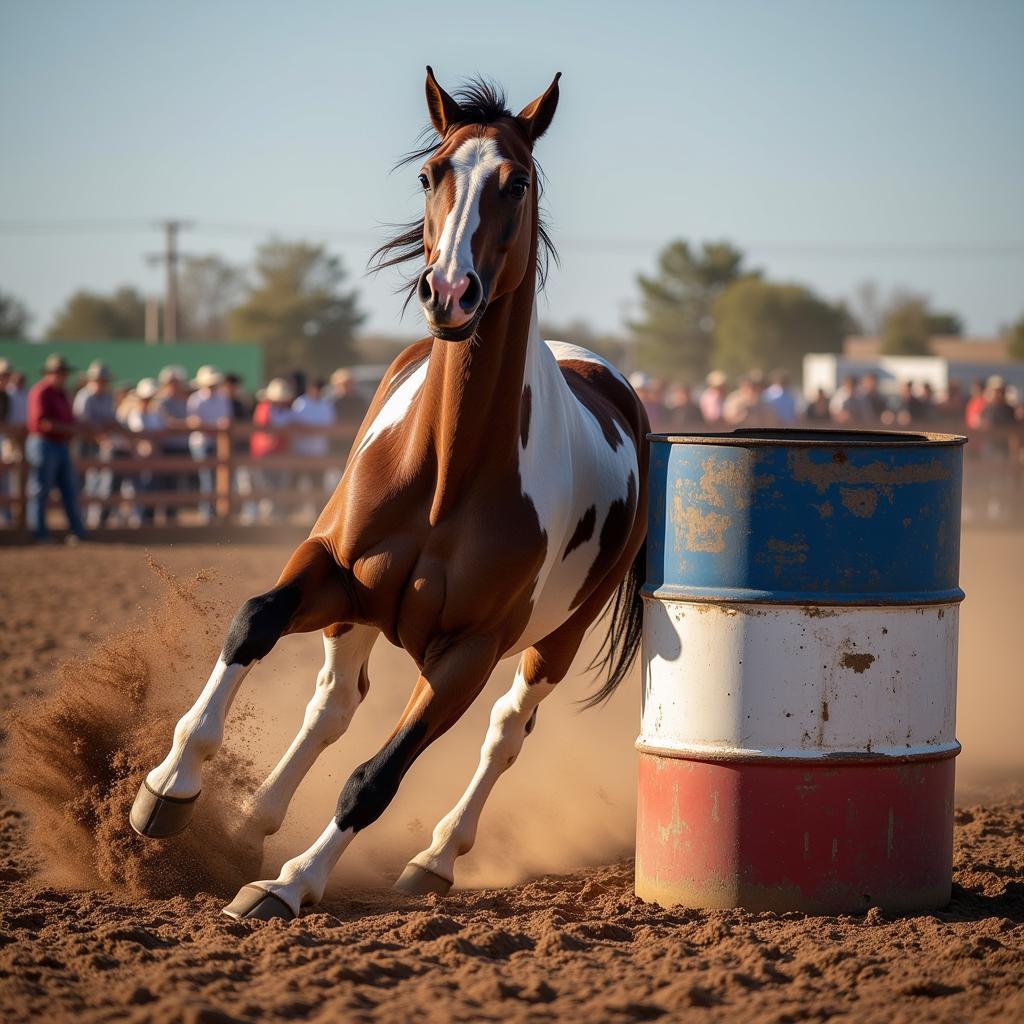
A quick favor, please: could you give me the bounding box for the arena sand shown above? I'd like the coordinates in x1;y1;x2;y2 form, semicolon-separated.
0;535;1021;1022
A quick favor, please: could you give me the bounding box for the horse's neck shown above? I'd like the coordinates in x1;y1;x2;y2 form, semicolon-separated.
418;282;539;524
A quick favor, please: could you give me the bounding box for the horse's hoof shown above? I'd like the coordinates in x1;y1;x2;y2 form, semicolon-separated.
394;863;453;896
222;884;296;922
129;780;199;839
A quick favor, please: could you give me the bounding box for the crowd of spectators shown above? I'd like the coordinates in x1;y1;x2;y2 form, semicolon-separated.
2;352;1022;540
629;368;1023;437
0;354;371;540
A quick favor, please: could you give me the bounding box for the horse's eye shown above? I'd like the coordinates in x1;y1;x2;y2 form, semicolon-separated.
418;174;430;192
508;179;529;199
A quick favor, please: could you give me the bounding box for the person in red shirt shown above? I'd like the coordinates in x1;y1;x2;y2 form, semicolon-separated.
26;354;87;542
964;378;987;432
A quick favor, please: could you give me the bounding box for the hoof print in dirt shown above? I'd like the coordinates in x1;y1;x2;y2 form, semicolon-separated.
222;884;296;922
394;864;453;897
129;781;199;839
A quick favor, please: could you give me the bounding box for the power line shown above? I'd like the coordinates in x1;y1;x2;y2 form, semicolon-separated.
0;218;1022;260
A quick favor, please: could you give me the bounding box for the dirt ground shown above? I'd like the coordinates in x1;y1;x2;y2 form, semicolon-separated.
0;532;1022;1023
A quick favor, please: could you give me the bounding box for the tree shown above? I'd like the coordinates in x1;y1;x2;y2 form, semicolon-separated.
1007;316;1024;361
0;288;32;337
711;278;846;377
46;286;146;339
879;291;963;356
630;240;752;379
925;311;963;336
227;240;364;379
179;255;244;340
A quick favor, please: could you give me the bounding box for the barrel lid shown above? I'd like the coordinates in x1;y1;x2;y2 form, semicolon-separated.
649;427;967;447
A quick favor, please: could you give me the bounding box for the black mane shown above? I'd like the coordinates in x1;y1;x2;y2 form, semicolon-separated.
369;76;558;309
448;77;512;125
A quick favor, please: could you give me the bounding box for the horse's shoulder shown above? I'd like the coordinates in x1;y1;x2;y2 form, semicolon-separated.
349;340;432;457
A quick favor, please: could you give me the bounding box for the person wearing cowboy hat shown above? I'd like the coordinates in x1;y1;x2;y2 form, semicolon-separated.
246;377;294;523
25;354;87;542
148;365;191;522
699;370;729;426
73;359;123;528
186;365;231;523
125;378;164;525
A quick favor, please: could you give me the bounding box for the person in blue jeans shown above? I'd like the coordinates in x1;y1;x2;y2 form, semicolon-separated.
25;354;87;542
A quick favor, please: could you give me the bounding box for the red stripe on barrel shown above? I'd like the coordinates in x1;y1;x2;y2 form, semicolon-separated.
635;751;955;914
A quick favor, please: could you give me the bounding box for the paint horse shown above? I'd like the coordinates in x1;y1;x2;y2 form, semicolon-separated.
130;69;650;921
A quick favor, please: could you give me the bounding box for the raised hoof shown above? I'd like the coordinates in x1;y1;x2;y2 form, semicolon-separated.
394;863;453;897
222;884;296;922
129;780;199;839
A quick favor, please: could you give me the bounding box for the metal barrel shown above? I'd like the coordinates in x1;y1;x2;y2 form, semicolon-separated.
636;428;965;914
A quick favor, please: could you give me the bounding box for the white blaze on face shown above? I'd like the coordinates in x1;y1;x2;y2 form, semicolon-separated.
431;136;504;292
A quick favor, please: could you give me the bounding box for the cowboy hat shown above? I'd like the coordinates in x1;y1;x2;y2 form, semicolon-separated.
86;359;112;382
192;364;224;388
264;378;294;403
135;377;159;400
42;353;74;374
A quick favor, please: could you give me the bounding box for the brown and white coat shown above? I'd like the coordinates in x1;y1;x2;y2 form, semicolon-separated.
130;69;649;920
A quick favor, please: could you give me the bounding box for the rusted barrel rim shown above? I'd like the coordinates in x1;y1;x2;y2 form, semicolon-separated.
647;427;967;447
640;586;966;606
635;739;962;765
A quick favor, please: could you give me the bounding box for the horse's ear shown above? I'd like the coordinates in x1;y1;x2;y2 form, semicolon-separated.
516;72;561;144
425;65;462;137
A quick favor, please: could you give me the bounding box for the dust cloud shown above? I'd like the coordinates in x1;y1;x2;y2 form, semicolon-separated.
4;529;1021;902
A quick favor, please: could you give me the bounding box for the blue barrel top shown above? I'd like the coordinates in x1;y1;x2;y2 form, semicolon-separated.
646;429;965;605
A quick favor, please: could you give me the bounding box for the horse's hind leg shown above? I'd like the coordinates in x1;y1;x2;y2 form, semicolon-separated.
130;539;351;839
394;645;564;895
244;623;379;840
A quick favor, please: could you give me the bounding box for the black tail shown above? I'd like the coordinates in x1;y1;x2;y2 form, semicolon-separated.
580;539;646;710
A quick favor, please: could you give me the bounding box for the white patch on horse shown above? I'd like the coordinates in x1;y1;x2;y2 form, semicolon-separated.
508;308;640;655
432;136;504;289
545;339;631;388
352;356;429;459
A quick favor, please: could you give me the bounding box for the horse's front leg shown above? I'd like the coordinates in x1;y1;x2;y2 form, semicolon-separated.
244;624;379;840
223;633;500;920
130;539;351;839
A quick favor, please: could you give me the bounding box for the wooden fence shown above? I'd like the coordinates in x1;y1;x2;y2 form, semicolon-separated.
0;423;358;530
1;421;1022;532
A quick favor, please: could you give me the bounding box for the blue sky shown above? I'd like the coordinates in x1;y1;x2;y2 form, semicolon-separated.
1;0;1021;338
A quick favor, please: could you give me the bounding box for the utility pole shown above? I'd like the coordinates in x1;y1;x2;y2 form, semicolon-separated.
146;219;193;343
144;295;160;345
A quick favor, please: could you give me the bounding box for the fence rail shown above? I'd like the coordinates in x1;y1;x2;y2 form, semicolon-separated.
2;421;1023;532
0;423;359;529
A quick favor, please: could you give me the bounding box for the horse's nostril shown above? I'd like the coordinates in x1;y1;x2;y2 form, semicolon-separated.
460;273;482;313
417;269;434;305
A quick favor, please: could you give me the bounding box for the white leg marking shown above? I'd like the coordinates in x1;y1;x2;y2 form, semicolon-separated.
146;657;252;799
408;665;556;884
245;819;355;915
246;627;378;837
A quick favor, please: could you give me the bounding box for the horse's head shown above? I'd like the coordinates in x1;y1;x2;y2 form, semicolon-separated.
414;68;560;341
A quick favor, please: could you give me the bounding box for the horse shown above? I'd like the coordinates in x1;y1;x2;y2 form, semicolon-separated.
129;67;650;921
